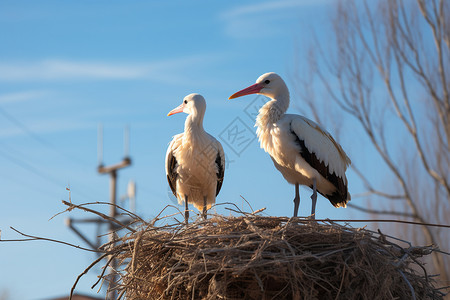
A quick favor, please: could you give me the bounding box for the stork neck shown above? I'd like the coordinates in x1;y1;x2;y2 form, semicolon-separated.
256;93;289;127
184;113;205;141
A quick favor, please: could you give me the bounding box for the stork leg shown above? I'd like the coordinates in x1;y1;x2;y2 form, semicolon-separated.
184;195;189;225
202;196;208;220
293;183;300;217
310;179;317;219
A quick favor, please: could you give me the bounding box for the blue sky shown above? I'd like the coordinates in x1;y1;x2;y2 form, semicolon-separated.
0;1;370;299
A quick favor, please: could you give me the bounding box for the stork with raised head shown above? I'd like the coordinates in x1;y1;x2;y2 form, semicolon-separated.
229;72;351;218
166;93;225;224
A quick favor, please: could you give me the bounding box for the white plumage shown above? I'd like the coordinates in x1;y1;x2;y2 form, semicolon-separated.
166;93;225;223
229;72;350;218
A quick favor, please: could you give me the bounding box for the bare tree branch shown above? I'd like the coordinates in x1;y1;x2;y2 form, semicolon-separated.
295;0;449;284
348;203;417;218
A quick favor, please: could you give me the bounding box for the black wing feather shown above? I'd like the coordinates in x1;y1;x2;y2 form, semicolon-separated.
290;123;348;207
215;152;224;196
167;151;178;197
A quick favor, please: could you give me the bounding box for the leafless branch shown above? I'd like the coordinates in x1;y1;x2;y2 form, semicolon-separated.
1;227;103;253
347;203;417;218
61;200;137;233
295;0;449;284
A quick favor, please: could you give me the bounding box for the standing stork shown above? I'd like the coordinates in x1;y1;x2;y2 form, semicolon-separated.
166;93;225;224
229;72;350;218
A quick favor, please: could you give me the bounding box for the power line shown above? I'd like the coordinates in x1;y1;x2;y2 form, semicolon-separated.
0;105;107;199
0;106;53;147
0;171;59;199
0;147;64;188
0;106;91;167
0;145;101;202
0;140;106;202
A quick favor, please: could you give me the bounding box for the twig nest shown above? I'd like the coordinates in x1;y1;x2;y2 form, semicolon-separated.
108;215;443;300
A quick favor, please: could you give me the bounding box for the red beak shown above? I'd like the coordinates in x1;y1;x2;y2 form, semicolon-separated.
167;103;185;116
228;83;264;99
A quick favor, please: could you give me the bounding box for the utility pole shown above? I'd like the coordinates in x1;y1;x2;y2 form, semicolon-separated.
98;157;131;299
97;125;132;299
65;125;133;300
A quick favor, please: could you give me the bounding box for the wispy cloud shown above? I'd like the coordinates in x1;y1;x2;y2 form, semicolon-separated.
0;90;52;104
0;59;141;81
220;0;331;39
0;54;222;84
0;117;94;138
222;0;320;19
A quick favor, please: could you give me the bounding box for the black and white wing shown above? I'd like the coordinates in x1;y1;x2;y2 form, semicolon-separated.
165;134;182;197
289;115;351;207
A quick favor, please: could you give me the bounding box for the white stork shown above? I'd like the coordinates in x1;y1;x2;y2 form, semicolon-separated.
166;93;225;224
229;72;350;218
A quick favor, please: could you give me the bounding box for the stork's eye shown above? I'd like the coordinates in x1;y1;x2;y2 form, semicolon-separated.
184;100;188;104
264;80;270;84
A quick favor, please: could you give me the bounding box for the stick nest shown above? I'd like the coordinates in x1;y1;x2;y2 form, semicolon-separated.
102;213;443;300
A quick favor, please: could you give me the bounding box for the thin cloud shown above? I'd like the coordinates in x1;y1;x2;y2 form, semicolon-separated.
0;90;52;104
0;55;222;83
0;117;94;138
222;0;321;19
0;59;143;81
220;0;331;39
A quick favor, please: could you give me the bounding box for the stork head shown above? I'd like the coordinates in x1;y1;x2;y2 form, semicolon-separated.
229;72;287;100
167;93;206;117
